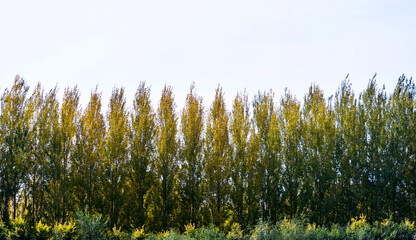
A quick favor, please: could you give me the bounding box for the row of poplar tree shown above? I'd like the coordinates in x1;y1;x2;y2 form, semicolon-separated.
1;75;415;232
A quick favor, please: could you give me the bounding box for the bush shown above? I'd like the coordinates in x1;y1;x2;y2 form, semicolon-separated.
346;214;372;240
277;217;305;240
192;225;226;240
108;226;131;240
250;220;280;240
0;222;8;240
51;221;76;240
226;222;244;240
328;224;348;240
131;226;147;240
34;220;51;240
303;223;330;240
371;219;415;240
8;217;31;240
1;214;416;239
74;209;107;240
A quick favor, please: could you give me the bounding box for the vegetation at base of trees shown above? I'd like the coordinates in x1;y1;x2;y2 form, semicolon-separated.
1;74;416;233
0;212;415;239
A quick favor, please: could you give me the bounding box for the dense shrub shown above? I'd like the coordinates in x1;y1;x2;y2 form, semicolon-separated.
51;221;76;240
131;227;147;240
74;210;107;240
0;215;415;239
34;221;52;240
0;222;7;240
250;220;280;240
8;217;31;240
108;226;131;240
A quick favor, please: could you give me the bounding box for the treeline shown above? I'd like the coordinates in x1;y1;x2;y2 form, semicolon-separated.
0;75;415;232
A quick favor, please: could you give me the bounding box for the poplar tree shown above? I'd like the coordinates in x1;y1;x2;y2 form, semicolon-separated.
155;85;178;230
386;76;415;220
359;77;388;221
60;87;80;222
401;77;416;219
245;128;261;227
129;82;156;228
279;91;303;218
103;87;129;227
72;88;105;213
333;78;364;223
302;84;335;225
229;91;250;227
179;83;204;226
37;86;61;224
0;76;31;224
204;86;230;226
24;83;44;225
252;90;281;222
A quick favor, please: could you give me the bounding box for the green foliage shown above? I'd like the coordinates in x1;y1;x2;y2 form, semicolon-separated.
103;87;129;228
131;227;147;240
154;85;178;231
2;74;416;234
229;92;250;228
51;221;76;240
0;222;7;240
250;220;280;240
34;220;52;239
129;82;156;229
179;84;204;227
75;210;107;240
108;226;131;240
226;223;244;240
205;86;230;227
71;88;105;216
190;225;226;240
0;216;415;240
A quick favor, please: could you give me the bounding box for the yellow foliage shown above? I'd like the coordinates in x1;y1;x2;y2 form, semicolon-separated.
54;221;75;232
11;217;25;228
111;226;122;235
184;222;195;235
281;217;296;230
381;219;389;226
36;220;50;232
227;222;243;239
132;226;146;239
157;230;170;237
350;214;367;231
404;218;415;230
306;223;317;231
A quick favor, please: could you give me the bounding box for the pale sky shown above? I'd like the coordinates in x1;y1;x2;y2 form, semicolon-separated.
0;0;415;112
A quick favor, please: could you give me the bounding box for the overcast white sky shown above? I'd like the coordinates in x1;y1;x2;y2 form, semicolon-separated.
0;0;415;112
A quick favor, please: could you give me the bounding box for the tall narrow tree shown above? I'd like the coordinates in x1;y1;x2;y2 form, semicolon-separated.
155;85;178;230
302;84;335;225
386;76;415;221
279;91;303;218
72;88;105;213
60;86;80;222
229;91;250;227
24;83;44;225
204;86;230;226
0;76;31;224
252;90;281;222
333;78;364;223
179;83;204;226
359;77;388;221
129;82;156;228
103;87;129;227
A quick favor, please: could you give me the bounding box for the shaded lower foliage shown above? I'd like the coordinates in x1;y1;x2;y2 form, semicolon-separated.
0;212;415;240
